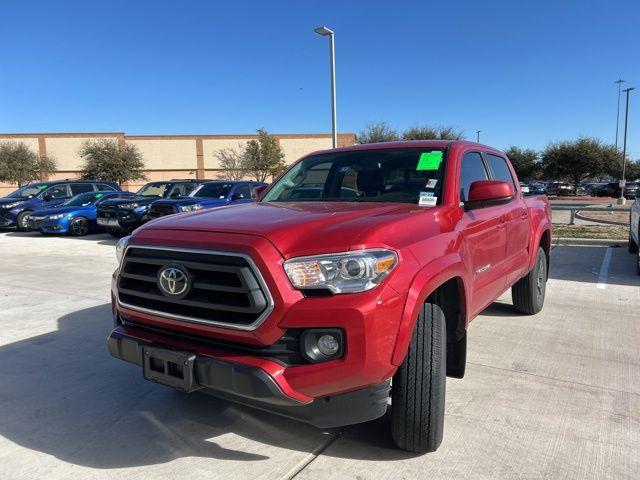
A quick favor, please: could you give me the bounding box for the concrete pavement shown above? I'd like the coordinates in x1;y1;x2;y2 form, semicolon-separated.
0;232;638;479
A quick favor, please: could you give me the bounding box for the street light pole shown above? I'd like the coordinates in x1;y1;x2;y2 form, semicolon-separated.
621;87;635;202
614;79;625;150
476;130;481;143
314;26;337;148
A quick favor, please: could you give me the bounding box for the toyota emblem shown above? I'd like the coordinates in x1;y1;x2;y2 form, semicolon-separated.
157;265;190;297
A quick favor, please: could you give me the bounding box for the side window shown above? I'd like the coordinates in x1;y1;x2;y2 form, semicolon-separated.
485;154;516;188
234;185;251;198
459;152;489;203
70;183;95;195
97;183;117;191
168;184;193;198
46;184;70;199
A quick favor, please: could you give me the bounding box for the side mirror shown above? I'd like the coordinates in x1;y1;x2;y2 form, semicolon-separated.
231;192;244;201
252;185;268;201
466;180;514;210
170;192;182;199
42;193;52;202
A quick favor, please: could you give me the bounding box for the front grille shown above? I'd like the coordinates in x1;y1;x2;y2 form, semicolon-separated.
148;204;178;219
98;206;117;218
117;246;273;330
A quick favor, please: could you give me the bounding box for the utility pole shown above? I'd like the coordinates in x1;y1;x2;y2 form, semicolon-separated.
619;86;635;205
614;79;625;150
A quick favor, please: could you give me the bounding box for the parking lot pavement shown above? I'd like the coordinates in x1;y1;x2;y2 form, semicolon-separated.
0;232;638;480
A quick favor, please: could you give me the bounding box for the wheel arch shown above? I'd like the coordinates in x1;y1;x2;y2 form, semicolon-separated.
391;254;469;367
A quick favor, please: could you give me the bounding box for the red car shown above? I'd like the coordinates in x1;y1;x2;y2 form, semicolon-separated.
108;141;551;453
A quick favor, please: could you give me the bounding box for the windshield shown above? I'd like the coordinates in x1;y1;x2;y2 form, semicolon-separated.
136;183;170;197
261;148;446;205
63;192;108;207
7;183;48;198
191;182;234;199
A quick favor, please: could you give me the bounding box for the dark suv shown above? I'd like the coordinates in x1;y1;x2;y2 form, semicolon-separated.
0;180;120;230
97;179;200;237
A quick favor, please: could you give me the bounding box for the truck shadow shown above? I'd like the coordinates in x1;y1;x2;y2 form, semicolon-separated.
0;304;415;469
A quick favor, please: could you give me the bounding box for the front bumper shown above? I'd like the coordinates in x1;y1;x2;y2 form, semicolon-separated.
107;326;391;428
0;211;18;227
98;209;147;230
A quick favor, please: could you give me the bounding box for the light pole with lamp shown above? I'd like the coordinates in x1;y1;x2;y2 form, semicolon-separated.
314;26;337;148
619;86;635;205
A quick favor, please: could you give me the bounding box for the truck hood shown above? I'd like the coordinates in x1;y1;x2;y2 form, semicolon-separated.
100;196;161;207
153;197;230;207
140;201;440;258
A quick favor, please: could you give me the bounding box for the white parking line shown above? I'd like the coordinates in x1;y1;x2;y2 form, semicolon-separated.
596;247;613;289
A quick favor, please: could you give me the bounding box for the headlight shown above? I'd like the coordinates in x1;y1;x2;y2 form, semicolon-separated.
115;235;131;263
48;213;66;220
2;201;23;209
283;249;398;294
180;204;204;212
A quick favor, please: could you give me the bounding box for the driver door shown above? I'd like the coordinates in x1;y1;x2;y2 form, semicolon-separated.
457;151;508;317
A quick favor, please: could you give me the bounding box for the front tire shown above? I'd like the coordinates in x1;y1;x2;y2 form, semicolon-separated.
107;228;128;238
16;211;31;231
629;229;639;254
69;217;90;236
391;300;446;454
512;247;547;314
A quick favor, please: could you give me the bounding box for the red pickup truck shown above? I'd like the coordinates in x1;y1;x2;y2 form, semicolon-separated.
108;141;551;453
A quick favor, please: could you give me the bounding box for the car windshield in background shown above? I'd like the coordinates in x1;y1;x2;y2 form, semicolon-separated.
63;192;106;207
7;183;48;198
261;148;446;205
137;183;169;197
192;183;233;199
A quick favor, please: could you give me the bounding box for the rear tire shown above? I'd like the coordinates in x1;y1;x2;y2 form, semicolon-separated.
16;211;31;231
512;247;547;314
107;228;127;238
629;229;639;254
391;300;446;454
69;217;90;236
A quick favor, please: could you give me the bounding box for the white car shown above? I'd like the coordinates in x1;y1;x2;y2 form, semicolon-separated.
519;182;530;194
629;192;640;274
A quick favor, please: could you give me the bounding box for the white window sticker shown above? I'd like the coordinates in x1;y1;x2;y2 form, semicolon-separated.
426;179;438;188
419;192;438;206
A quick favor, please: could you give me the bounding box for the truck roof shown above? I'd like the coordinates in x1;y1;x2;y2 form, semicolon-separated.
310;140;506;157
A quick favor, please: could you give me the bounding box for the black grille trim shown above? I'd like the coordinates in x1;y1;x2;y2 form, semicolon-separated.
117;245;274;331
121;318;307;366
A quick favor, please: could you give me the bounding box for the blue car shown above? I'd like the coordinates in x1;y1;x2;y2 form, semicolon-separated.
147;180;268;220
0;179;121;231
27;191;135;236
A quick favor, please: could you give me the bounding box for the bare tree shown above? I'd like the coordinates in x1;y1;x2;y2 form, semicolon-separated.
357;121;399;144
215;144;247;180
402;125;465;140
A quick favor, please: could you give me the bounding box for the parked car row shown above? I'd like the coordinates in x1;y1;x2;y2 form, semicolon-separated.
0;178;267;237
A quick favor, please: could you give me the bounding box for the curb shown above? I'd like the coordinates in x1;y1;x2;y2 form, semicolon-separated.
553;237;627;247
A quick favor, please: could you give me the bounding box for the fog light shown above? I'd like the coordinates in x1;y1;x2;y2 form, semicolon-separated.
301;329;344;363
317;335;340;356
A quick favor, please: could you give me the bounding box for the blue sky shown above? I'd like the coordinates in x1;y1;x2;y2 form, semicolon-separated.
1;0;639;157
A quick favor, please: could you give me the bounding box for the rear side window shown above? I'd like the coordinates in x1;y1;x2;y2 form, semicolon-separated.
96;183;117;191
459;152;488;203
70;183;95;195
485;154;516;188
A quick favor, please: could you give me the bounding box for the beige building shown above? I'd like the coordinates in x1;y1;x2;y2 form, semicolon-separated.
0;132;356;196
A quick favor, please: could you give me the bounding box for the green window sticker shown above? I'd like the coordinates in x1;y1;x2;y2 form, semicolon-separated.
417;151;443;171
94;193;104;198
